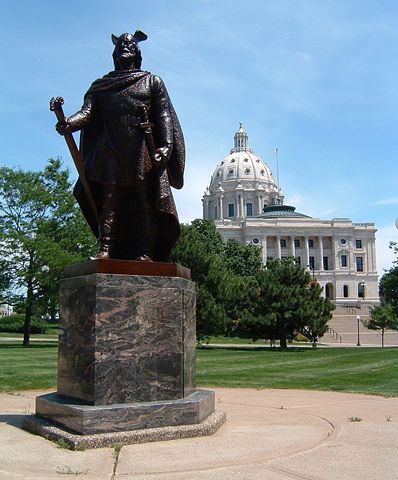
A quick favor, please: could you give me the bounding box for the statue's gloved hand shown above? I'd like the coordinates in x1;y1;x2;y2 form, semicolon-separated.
153;146;171;168
56;121;72;136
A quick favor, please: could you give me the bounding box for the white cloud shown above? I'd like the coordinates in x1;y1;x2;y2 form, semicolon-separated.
370;198;398;206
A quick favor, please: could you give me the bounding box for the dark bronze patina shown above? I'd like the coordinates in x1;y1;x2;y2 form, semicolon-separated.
53;30;185;262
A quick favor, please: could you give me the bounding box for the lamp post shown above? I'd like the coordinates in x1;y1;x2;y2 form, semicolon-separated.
356;315;361;346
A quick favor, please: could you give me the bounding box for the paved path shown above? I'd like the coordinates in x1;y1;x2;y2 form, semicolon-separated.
1;388;397;479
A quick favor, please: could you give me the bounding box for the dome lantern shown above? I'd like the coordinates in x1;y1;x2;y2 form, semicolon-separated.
231;121;253;153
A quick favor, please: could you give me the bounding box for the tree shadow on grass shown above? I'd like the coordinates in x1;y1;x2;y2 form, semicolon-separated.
198;345;313;353
0;343;57;349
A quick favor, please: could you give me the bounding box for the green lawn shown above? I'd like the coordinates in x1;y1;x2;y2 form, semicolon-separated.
196;347;398;396
0;342;58;391
1;342;397;396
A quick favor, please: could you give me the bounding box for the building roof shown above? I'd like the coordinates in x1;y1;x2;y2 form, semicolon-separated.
257;205;311;218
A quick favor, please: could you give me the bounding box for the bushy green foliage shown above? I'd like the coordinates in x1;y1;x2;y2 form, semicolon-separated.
171;219;262;340
365;304;398;347
235;258;334;347
172;221;332;346
0;159;97;345
0;315;47;334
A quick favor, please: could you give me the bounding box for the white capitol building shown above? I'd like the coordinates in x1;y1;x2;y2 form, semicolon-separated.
202;123;379;310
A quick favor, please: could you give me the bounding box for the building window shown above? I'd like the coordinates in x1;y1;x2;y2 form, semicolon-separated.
230;158;235;163
294;239;300;248
356;257;363;272
325;284;333;299
246;203;253;216
323;256;329;270
309;256;315;270
252;238;259;245
245;168;251;174
228;169;234;176
341;255;347;267
343;285;349;298
358;283;365;298
340;238;347;245
296;256;301;265
280;238;287;248
308;239;314;248
355;239;362;249
228;204;235;217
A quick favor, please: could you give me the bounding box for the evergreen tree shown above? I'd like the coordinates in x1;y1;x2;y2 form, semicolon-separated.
244;258;333;348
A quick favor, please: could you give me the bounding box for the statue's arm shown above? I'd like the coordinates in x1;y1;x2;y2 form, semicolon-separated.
151;75;173;162
56;94;94;135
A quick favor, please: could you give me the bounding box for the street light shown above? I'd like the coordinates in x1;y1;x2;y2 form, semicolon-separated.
307;264;315;281
356;315;361;346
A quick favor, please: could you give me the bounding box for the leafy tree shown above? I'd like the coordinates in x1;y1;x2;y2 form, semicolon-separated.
171;220;262;340
0;159;97;345
171;220;229;340
223;239;263;277
364;304;398;347
379;266;398;314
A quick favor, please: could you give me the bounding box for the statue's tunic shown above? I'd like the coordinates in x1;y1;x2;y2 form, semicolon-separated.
69;70;185;261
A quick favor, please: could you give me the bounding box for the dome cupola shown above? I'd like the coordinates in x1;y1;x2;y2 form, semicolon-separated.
203;123;284;221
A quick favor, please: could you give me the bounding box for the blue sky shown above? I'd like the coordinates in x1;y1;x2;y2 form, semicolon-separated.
1;0;398;273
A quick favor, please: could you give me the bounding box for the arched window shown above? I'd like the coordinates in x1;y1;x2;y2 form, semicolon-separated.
343;285;349;298
325;283;334;300
358;282;365;299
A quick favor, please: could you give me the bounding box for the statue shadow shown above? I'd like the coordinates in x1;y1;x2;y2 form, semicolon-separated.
0;413;29;428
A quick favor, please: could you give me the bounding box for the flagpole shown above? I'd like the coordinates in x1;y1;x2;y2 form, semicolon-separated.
275;147;280;198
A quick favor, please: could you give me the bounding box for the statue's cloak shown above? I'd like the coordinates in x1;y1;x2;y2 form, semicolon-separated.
73;70;185;261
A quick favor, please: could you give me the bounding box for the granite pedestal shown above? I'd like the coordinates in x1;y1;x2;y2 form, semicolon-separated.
25;260;224;444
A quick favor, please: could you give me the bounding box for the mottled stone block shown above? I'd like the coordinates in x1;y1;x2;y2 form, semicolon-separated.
35;389;215;435
57;272;196;405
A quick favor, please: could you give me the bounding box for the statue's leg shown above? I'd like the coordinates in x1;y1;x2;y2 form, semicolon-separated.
131;177;158;262
97;183;121;259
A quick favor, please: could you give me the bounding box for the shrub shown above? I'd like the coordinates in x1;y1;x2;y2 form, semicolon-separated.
0;315;48;334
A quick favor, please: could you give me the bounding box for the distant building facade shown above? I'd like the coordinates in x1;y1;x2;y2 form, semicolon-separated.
202;123;379;309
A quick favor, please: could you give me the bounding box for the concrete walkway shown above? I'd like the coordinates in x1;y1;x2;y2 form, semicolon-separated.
1;388;397;479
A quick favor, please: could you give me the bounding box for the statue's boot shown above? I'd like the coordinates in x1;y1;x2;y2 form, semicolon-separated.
95;209;118;259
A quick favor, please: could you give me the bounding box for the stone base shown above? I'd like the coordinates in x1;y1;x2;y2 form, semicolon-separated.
35;389;215;435
23;410;226;450
58;269;196;405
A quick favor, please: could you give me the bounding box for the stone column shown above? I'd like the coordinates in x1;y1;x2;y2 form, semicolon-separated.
290;236;295;257
258;195;262;215
276;235;281;259
240;195;244;218
261;236;267;264
372;241;377;272
219;195;224;220
332;236;337;270
304;235;310;268
319;236;324;271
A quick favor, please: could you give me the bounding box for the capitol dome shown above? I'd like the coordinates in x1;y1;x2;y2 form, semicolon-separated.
209;122;278;193
203;123;284;221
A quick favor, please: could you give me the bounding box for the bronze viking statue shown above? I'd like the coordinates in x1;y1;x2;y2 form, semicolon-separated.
54;30;185;262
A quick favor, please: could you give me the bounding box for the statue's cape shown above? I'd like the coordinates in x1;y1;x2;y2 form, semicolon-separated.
74;69;185;261
81;69;185;189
